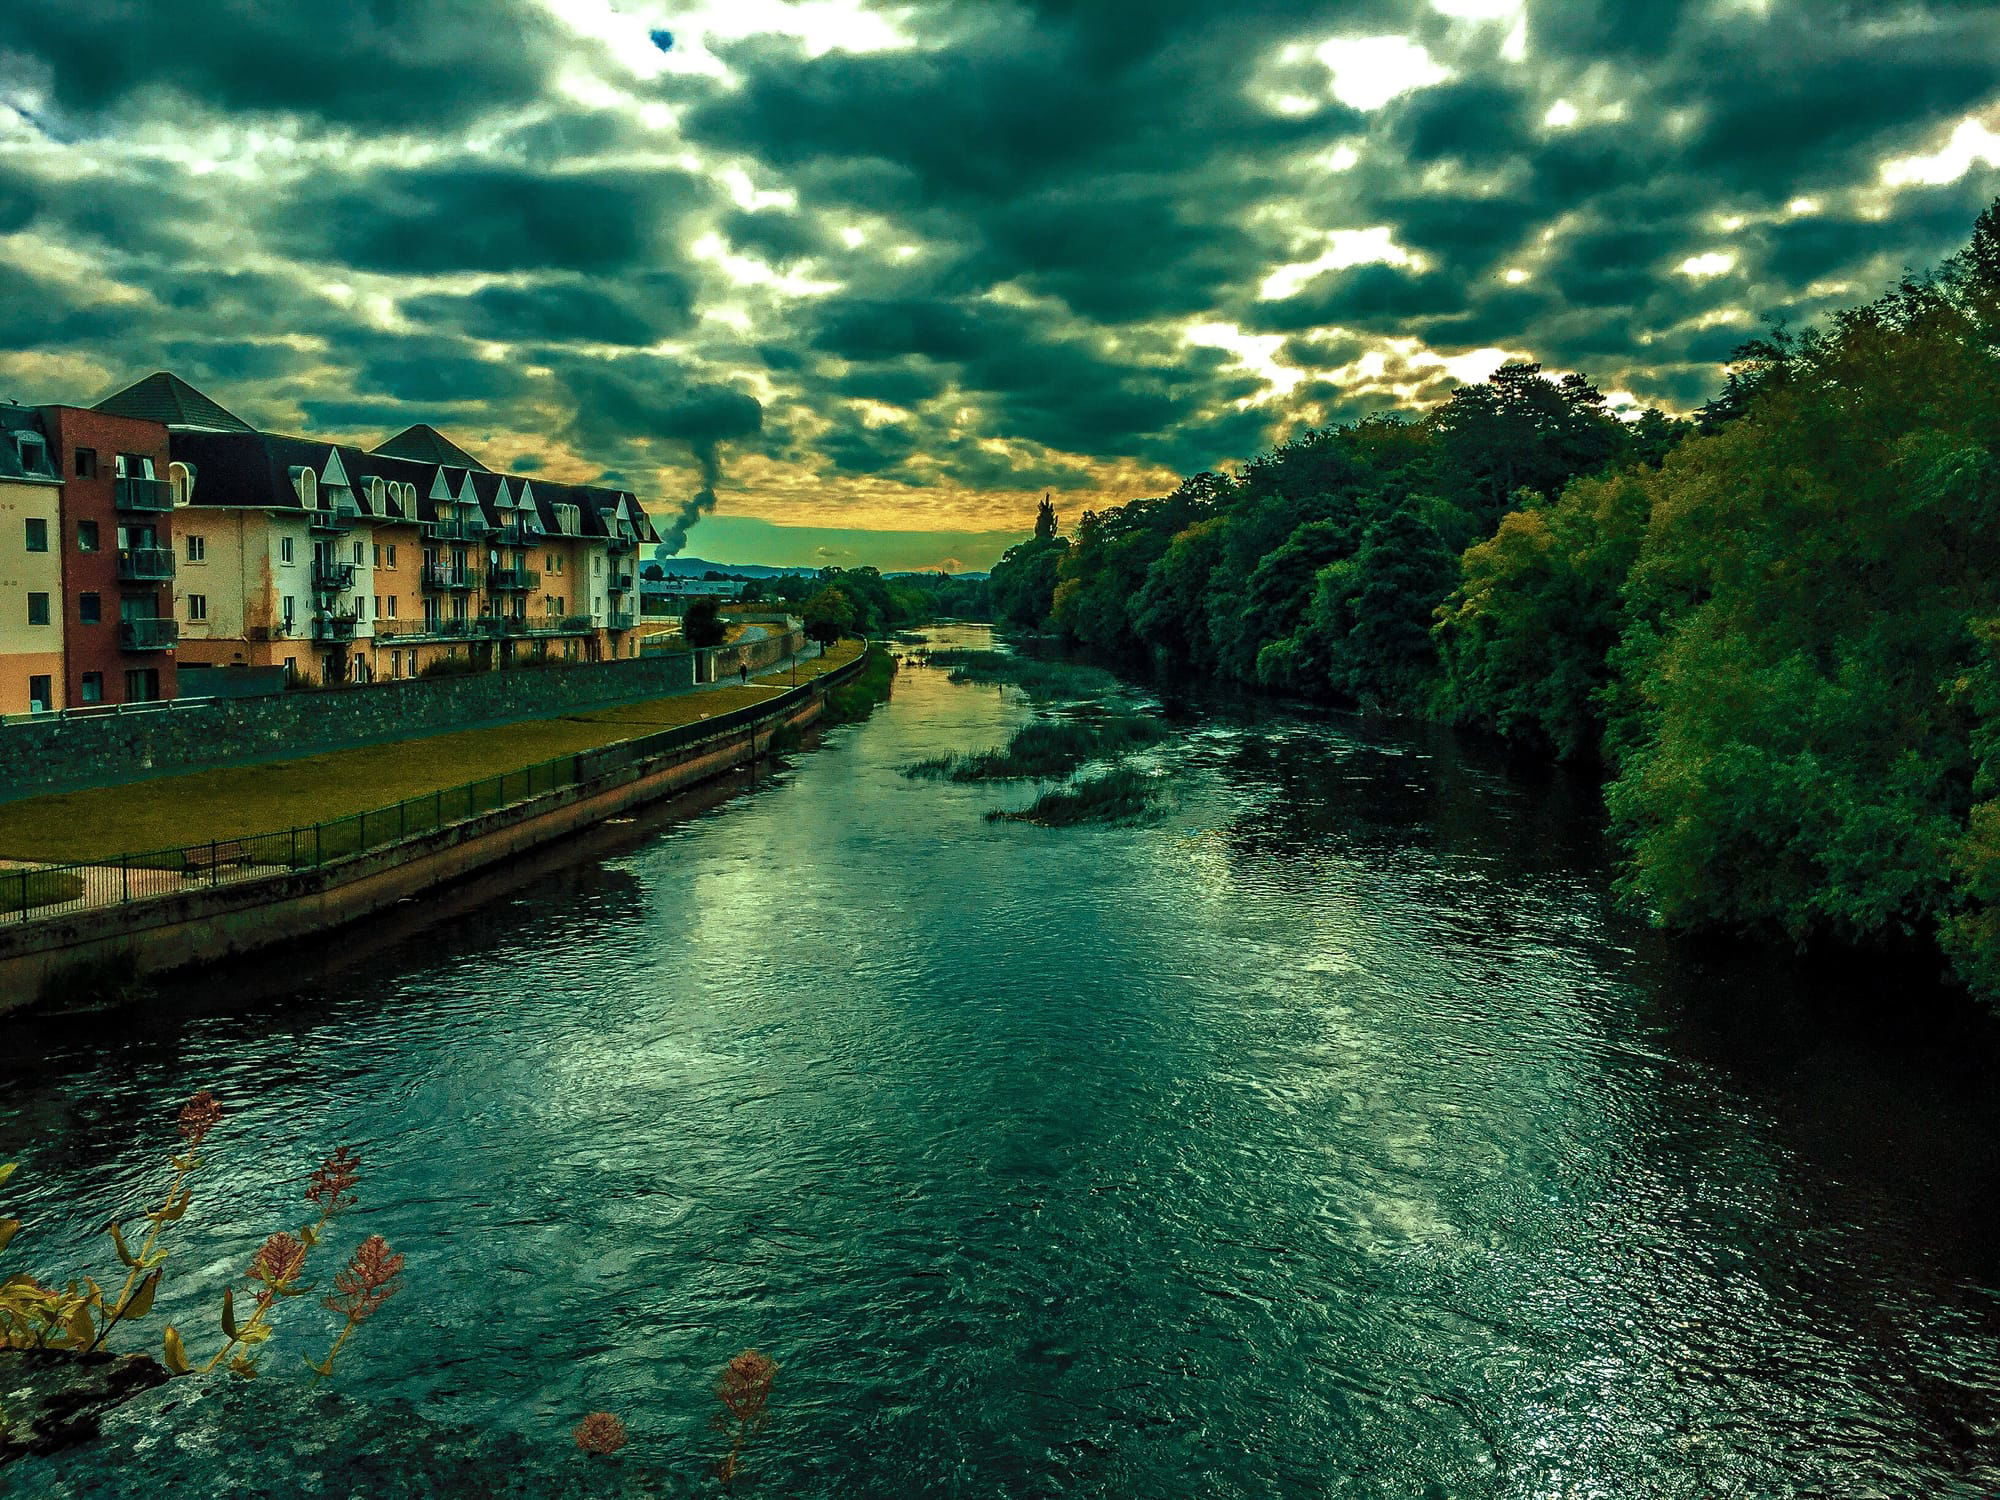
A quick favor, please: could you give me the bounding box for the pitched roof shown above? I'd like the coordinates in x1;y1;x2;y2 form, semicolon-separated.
372;423;489;471
93;371;257;433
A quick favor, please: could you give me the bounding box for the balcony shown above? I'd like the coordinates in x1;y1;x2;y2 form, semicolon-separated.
604;533;637;554
557;614;595;633
312;560;356;592
311;614;358;642
116;547;175;582
607;572;635;593
434;618;470;638
495;522;534;546
488;565;541;591
606;611;637;631
113;476;174;513
308;505;358;533
421;563;481;591
119;617;178;651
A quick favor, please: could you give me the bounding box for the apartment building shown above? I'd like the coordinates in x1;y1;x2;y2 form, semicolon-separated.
92;374;657;687
0;400;178;714
0;406;64;714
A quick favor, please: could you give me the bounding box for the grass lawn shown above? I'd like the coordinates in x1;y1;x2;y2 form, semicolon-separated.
0;684;786;865
0;868;86;912
755;637;863;686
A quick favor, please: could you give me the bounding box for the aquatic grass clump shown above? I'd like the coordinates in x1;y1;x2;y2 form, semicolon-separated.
906;714;1168;782
986;766;1163;826
821;644;898;726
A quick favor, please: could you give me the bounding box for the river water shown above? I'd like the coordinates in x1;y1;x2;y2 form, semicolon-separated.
5;623;2000;1497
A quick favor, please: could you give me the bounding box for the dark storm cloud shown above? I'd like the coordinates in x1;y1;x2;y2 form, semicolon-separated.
722;208;837;268
402;275;697;348
0;0;570;131
557;355;765;459
5;0;2000;509
275;166;713;276
1246;265;1470;335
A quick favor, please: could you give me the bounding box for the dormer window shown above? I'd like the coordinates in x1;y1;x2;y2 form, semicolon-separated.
12;431;50;477
291;466;318;508
168;461;195;505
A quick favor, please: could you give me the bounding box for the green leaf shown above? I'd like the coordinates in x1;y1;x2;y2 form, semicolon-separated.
0;1163;16;1189
158;1189;191;1224
126;1269;161;1320
0;1220;18;1255
220;1287;237;1340
107;1221;139;1268
239;1322;272;1345
161;1325;190;1376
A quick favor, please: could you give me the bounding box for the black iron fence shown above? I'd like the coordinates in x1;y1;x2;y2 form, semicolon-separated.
2;649;867;928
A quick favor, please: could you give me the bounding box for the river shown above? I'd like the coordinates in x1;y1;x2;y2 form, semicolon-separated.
5;622;2000;1497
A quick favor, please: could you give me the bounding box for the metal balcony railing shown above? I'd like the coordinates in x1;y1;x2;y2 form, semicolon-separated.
312;560;356;591
115;547;175;582
119;617;178;651
422;563;481;591
606;611;637;631
487;566;541;591
607;572;634;592
309;505;357;533
113;477;174;512
311;614;358;642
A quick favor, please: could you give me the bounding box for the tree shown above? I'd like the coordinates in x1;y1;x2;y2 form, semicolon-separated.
681;596;727;648
641;562;665;581
1034;495;1058;541
802;585;857;646
1434;469;1654;759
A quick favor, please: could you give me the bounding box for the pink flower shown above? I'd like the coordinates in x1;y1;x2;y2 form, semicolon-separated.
307;1146;362;1216
324;1234;404;1322
247;1231;306;1288
573;1411;627;1456
177;1091;223;1147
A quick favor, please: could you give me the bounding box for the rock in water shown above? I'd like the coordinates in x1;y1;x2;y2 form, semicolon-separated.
0;1350;171;1461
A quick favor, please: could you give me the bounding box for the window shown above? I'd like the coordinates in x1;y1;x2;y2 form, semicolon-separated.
356;596;367;622
78;592;101;625
26;593;48;625
372;545;382;567
76;521;98;552
169;461;193;506
386;544;397;568
391;649;402;678
24;518;47;552
352;539;365;566
187;594;208;622
283;656;297;681
28;675;51;712
185;534;206;562
374;595;383;620
282;596;296;629
80;673;102;704
280;537;295;564
74;448;97;479
113;454;155;480
124;668;160;703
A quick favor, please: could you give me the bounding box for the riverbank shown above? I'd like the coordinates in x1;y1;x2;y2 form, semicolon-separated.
0;643;880;1011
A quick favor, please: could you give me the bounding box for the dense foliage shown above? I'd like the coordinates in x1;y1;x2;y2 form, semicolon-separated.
752;566;991;631
987;200;2000;1005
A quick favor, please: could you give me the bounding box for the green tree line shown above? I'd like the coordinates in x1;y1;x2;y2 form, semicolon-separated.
989;200;2000;1004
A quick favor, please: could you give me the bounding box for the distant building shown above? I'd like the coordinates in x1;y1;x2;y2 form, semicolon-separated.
643;575;751;600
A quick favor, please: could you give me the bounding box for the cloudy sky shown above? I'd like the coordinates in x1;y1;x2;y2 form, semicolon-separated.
1;1;1996;569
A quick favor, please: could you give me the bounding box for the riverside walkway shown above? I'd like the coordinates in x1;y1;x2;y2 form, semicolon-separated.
0;640;856;921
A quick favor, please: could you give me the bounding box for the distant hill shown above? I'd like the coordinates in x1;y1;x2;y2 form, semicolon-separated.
646;558;819;579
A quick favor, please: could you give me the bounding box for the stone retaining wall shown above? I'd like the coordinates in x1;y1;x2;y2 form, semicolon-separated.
0;647;734;802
